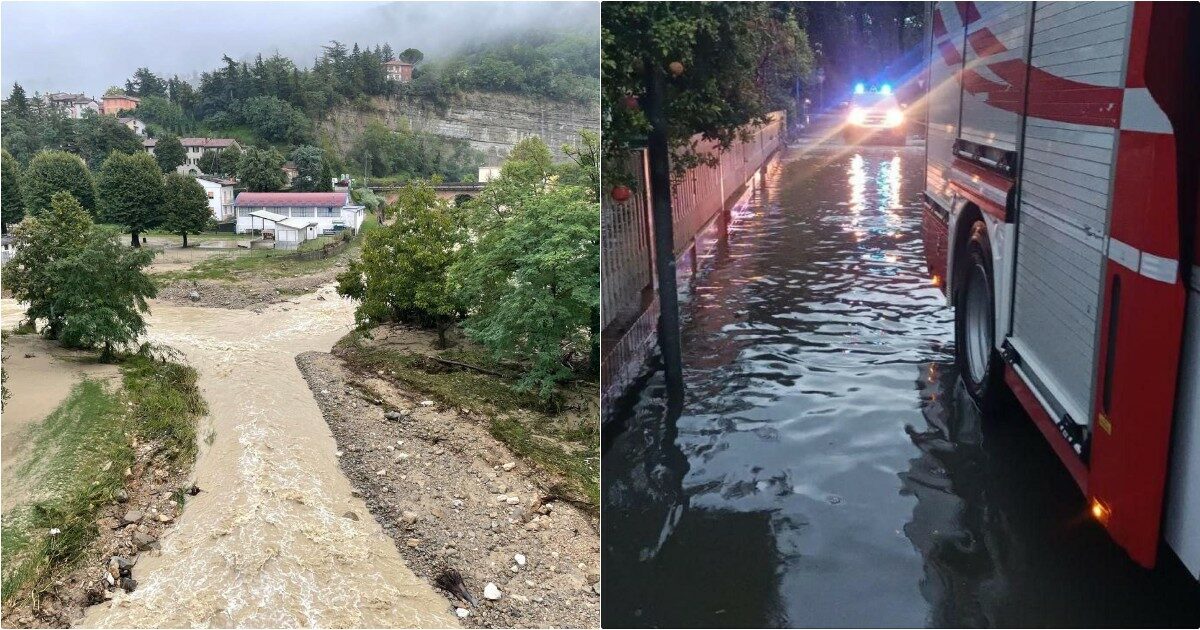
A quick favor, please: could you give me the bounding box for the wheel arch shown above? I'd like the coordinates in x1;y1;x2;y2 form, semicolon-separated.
948;201;987;301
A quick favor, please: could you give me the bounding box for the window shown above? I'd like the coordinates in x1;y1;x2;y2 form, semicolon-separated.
207;191;215;199
293;207;315;217
237;208;251;217
318;206;339;217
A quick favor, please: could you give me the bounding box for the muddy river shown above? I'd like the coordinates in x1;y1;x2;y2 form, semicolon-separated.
4;288;454;627
601;146;1200;627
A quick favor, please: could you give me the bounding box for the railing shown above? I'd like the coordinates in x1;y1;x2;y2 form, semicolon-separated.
600;111;787;410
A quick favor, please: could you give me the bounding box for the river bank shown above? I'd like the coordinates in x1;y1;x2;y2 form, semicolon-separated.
296;336;600;628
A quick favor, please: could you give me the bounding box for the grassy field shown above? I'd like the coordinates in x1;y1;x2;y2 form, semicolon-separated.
0;355;206;607
151;214;381;284
334;327;599;508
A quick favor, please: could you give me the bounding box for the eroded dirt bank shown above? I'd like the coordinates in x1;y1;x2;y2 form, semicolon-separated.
69;286;455;628
296;351;601;628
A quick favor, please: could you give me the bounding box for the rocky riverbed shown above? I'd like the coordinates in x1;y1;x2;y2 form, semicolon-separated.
296;351;601;629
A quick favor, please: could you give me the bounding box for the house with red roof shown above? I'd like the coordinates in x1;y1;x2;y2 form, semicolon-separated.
233;191;365;246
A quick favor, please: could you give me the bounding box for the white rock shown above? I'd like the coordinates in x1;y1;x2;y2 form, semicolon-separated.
376;469;388;476
501;462;516;471
514;553;526;566
420;400;435;407
455;608;470;618
483;582;502;600
506;496;520;505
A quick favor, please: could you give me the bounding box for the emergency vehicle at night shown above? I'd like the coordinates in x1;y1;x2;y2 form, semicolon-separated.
920;1;1199;577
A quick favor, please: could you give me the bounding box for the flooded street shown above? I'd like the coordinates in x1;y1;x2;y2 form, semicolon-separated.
601;145;1200;628
5;288;454;627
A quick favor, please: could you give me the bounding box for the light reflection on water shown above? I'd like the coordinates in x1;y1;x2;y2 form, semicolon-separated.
602;147;1200;628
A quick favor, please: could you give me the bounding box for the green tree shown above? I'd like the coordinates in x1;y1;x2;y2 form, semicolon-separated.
398;48;424;65
124;67;168;98
2;150;25;233
21;150;95;216
338;180;463;346
96;151;165;247
602;3;813;179
3;192;156;357
236;146;287;192
289;145;325;192
160;172;211;247
6;83;29;117
154;134;187;173
3;191;93;339
51;224;157;357
75;112;144;169
453;178;599;396
558;130;600;202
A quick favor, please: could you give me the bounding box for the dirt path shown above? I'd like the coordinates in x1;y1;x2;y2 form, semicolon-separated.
0;336;121;512
0;287;455;627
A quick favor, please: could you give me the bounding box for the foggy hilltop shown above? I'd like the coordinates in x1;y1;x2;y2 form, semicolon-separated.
1;1;598;97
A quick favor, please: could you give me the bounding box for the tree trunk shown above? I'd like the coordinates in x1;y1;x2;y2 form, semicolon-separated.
130;230;141;247
643;55;685;405
436;319;448;349
182;232;189;248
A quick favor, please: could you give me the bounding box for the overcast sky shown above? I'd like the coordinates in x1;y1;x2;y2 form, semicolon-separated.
1;1;597;97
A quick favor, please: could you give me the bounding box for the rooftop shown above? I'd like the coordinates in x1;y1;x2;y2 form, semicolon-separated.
180;138;239;149
234;192;349;208
279;217;318;230
102;93;141;102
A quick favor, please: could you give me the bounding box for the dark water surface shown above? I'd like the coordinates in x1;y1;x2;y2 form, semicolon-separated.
601;147;1200;628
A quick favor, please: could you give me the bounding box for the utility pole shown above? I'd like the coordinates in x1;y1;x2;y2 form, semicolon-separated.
643;59;685;404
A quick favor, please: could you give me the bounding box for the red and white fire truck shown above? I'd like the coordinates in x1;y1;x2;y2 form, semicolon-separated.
920;1;1199;576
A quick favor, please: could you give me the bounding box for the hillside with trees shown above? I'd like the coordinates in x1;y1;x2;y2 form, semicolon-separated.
2;29;597;195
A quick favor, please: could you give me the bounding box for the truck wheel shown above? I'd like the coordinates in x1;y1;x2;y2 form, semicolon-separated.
954;221;1001;408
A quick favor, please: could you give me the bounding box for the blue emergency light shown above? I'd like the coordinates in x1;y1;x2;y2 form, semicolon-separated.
880;84;893;95
854;83;866;95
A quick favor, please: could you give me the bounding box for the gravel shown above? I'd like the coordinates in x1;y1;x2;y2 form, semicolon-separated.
296;351;600;629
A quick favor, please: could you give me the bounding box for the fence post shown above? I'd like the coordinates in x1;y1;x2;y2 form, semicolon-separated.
644;62;685;404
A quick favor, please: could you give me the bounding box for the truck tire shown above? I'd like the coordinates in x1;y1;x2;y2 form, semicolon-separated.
954;221;1002;409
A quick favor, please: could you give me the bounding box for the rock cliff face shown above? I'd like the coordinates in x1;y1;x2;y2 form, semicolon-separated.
322;92;599;164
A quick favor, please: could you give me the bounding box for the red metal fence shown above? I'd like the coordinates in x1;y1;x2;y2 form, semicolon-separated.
601;112;787;411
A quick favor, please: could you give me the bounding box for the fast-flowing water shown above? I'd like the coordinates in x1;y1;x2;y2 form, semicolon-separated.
4;287;455;627
601;145;1200;628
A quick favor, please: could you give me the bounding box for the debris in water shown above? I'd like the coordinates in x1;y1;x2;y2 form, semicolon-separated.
434;567;478;606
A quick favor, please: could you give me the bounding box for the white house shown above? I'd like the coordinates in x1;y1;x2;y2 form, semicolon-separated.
242;210;318;249
195;176;237;221
234;192;365;237
118;117;147;137
47;93;100;119
180;138;241;174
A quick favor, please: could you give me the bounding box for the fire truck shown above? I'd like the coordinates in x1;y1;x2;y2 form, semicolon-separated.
920;1;1199;577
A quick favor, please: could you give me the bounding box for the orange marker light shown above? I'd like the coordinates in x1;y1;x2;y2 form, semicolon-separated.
932;274;943;287
1090;498;1111;525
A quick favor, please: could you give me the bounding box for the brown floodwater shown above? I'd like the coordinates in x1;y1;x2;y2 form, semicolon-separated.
3;289;454;628
601;145;1200;628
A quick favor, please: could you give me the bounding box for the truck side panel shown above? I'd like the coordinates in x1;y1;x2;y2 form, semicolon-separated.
1008;1;1132;432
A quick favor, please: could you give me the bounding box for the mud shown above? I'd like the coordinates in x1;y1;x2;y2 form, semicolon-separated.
296;350;601;628
0;335;120;512
44;285;458;628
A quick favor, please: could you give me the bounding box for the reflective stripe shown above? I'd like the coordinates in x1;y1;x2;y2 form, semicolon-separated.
1140;252;1178;284
1107;237;1179;284
1107;238;1140;273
